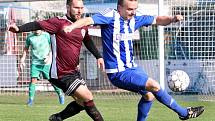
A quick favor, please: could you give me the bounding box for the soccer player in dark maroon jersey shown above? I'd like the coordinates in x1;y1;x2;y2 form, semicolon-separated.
9;0;104;121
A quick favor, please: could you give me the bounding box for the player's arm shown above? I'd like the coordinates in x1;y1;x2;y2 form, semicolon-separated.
83;38;102;59
20;47;28;70
83;38;105;71
64;17;94;33
44;33;52;64
9;21;42;33
20;34;31;69
154;15;183;26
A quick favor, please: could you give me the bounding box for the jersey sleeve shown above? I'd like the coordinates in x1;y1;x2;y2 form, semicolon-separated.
134;15;155;29
83;27;102;59
38;17;60;34
92;8;113;25
83;27;91;41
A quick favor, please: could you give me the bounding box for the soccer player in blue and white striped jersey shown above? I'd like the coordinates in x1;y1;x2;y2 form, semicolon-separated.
64;0;204;120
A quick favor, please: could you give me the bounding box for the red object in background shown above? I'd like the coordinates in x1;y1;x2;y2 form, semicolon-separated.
5;6;18;55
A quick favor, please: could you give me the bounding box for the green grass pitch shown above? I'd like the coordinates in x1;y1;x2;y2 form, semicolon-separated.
0;93;214;121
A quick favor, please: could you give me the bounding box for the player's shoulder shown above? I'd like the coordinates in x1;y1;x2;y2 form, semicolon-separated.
41;31;51;37
42;31;50;35
56;15;73;25
27;33;35;38
98;8;116;17
46;16;67;23
56;15;67;20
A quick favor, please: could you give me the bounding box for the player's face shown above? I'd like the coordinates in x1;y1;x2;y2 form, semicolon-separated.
118;0;138;20
67;0;84;20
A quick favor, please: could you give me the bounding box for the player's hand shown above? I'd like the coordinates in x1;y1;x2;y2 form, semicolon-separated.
97;58;105;72
172;15;183;23
63;25;73;33
8;24;19;33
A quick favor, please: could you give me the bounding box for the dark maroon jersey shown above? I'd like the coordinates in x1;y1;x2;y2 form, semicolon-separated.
38;16;90;79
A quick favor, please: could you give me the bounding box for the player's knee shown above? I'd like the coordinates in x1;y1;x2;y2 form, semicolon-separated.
85;91;93;101
145;78;161;92
143;92;155;101
74;85;94;102
81;88;93;101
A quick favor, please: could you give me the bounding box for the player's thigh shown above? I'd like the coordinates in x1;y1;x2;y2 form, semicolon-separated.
41;64;51;79
31;64;40;79
73;85;93;101
107;67;148;93
49;71;87;96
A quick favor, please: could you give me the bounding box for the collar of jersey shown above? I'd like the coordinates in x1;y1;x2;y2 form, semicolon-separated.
66;15;76;23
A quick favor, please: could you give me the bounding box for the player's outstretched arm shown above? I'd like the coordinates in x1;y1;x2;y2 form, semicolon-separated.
63;17;94;33
9;21;42;33
155;15;183;26
8;24;19;33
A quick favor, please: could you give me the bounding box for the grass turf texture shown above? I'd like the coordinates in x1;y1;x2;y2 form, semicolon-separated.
0;93;214;121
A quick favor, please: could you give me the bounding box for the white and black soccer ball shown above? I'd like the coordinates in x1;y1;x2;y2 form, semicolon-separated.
167;70;190;92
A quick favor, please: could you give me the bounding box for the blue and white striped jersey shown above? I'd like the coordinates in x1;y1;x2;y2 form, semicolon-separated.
92;9;155;73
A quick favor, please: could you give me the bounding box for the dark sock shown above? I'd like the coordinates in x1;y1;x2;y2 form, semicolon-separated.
59;101;84;120
84;100;104;121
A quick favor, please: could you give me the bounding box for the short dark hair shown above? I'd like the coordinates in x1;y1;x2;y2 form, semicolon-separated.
66;0;72;5
117;0;123;6
117;0;137;6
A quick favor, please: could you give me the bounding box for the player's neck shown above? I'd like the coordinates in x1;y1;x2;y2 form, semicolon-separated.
66;15;76;23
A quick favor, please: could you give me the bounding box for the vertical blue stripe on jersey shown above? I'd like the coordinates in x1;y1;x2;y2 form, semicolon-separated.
127;20;134;67
128;40;134;66
113;12;125;72
120;20;126;66
120;41;126;64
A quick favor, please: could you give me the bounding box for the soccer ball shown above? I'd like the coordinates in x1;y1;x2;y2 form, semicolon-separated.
167;70;190;92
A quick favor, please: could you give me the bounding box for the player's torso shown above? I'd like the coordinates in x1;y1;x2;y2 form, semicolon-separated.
100;10;137;72
39;16;88;78
94;9;154;73
28;32;50;64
